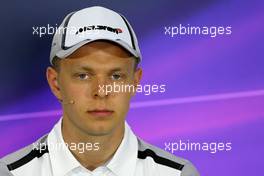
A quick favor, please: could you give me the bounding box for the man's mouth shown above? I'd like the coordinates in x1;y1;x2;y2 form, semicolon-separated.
87;109;114;117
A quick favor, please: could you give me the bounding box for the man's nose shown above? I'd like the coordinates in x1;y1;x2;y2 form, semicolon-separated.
92;77;109;98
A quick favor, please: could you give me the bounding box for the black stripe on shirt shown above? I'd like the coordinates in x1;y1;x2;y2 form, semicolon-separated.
7;145;49;171
138;149;184;171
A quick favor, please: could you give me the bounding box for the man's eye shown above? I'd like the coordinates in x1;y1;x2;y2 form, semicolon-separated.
77;74;89;80
111;74;121;80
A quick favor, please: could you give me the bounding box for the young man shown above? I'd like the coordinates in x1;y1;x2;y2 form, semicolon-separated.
0;6;199;176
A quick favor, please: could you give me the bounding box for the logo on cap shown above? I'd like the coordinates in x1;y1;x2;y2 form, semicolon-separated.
76;25;123;35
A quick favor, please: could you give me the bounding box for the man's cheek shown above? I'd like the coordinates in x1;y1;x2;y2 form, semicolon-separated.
114;92;132;104
115;96;130;113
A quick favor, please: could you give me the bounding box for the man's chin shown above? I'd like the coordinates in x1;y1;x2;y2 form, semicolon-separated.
83;123;115;136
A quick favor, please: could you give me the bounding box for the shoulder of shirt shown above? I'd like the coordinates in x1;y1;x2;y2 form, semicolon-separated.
0;134;49;175
0;133;200;176
137;138;200;176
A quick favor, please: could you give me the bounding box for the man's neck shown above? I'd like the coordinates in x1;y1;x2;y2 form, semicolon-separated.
61;117;125;171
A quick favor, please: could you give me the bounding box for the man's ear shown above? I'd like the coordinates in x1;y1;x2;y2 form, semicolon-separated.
46;66;62;101
132;67;142;96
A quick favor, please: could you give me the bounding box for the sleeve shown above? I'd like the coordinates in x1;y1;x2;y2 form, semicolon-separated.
181;161;200;176
0;161;14;176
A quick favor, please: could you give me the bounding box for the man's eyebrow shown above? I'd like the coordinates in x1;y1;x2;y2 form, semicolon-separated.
109;68;130;74
109;68;122;72
74;66;94;72
73;66;127;73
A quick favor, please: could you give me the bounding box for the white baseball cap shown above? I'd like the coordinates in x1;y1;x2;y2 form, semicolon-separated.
50;6;142;65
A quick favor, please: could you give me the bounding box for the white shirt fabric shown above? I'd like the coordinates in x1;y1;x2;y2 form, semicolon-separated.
0;117;200;176
47;118;138;176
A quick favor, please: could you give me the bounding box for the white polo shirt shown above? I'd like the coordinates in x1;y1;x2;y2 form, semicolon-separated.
0;118;199;176
48;118;138;176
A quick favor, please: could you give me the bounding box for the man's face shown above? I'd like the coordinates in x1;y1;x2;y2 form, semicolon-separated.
47;41;142;136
